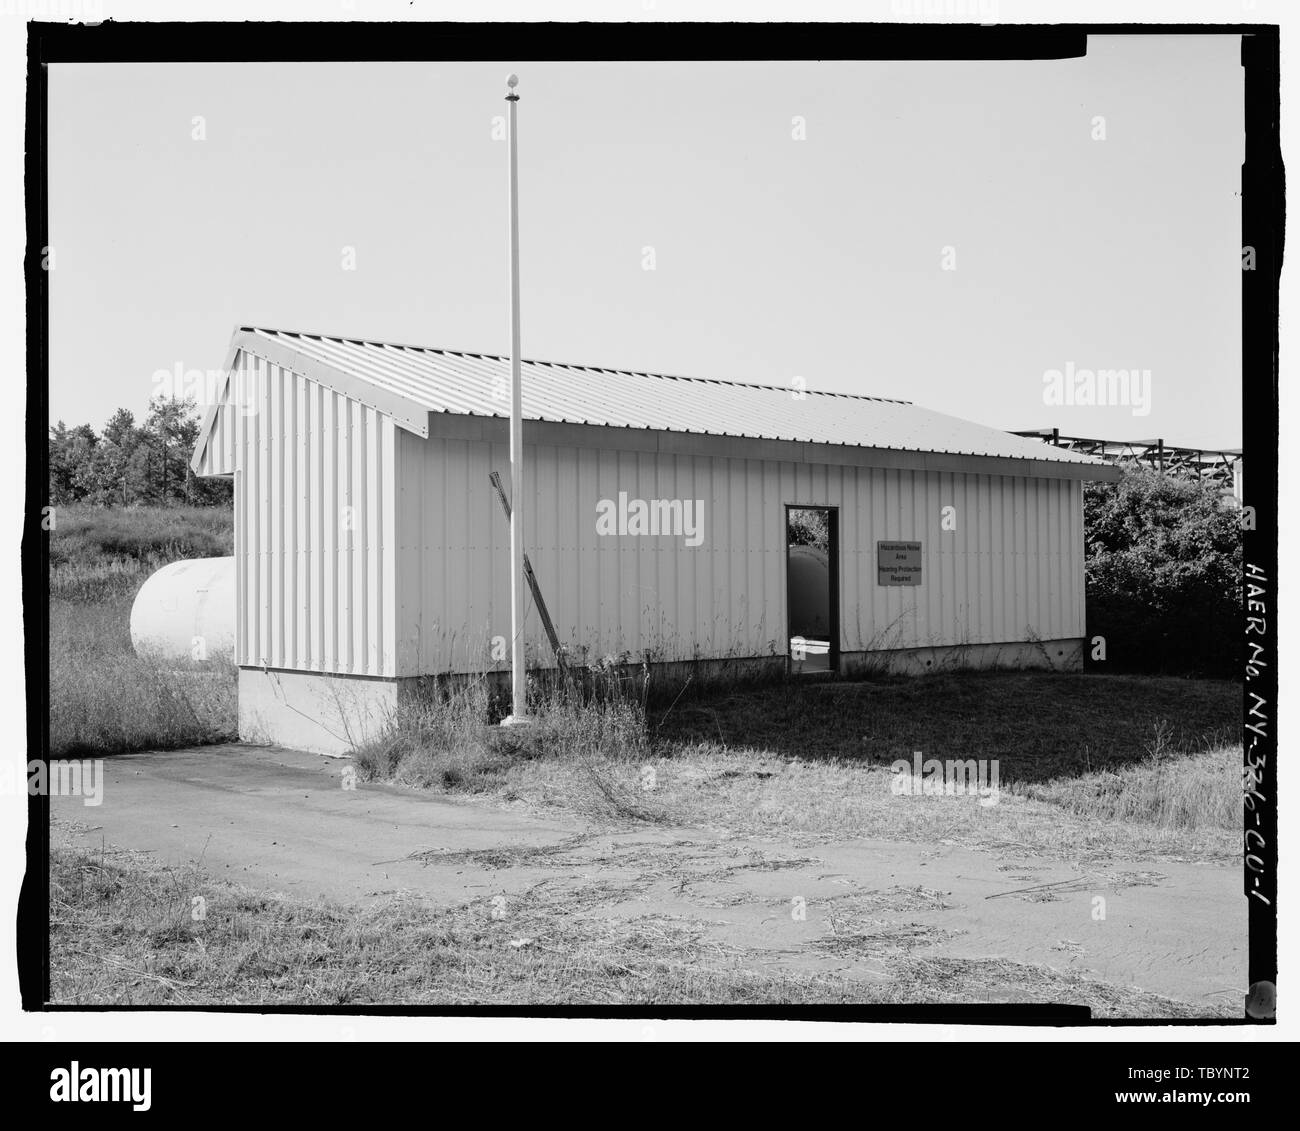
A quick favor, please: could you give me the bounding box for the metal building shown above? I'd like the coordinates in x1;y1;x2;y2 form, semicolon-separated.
192;326;1120;754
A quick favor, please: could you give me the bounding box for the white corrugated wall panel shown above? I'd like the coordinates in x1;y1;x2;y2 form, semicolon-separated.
322;388;338;673
255;356;271;666
226;350;396;677
196;368;238;477
393;434;1088;677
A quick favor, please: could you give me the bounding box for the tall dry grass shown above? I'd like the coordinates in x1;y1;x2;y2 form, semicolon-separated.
352;664;664;822
50;504;233;603
48;504;237;756
49;504;233;568
50;594;237;756
1015;745;1239;830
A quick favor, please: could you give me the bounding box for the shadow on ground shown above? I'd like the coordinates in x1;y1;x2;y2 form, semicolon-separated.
653;671;1240;785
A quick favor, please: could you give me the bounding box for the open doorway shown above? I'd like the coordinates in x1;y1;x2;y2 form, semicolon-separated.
786;505;839;674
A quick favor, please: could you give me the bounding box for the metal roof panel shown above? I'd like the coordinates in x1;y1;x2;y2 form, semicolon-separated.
230;327;1109;468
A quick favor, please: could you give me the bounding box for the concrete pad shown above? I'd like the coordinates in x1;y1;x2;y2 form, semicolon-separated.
505;829;1245;1006
53;744;581;905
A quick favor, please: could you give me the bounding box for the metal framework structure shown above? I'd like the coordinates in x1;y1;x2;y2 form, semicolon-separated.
1010;428;1243;501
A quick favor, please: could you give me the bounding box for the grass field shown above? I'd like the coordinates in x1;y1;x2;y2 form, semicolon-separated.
50;504;233;602
49;504;236;756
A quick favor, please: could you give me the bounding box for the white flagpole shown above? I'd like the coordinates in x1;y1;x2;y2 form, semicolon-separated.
504;73;529;725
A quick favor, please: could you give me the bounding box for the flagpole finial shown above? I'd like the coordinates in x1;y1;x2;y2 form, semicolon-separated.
506;73;519;100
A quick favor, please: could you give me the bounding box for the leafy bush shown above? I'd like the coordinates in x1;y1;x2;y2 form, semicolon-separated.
787;507;829;549
1084;467;1241;677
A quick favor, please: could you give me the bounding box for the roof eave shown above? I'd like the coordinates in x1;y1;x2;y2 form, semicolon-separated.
190;331;243;476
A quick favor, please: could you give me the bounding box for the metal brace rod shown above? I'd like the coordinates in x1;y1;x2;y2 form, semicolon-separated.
489;471;568;673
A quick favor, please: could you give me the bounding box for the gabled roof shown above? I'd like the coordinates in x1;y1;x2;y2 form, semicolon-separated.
193;326;1118;476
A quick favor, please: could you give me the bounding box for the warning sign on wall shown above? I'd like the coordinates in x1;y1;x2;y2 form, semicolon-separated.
878;541;922;586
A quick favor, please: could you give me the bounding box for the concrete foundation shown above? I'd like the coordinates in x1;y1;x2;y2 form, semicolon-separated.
238;669;402;757
240;638;1085;755
840;637;1085;678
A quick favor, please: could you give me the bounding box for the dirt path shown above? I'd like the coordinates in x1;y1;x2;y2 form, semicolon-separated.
52;743;1246;1012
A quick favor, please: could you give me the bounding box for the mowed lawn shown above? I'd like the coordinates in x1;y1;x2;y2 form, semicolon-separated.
655;670;1239;783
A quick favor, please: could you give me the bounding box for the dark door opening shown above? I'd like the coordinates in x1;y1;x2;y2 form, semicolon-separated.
786;505;839;674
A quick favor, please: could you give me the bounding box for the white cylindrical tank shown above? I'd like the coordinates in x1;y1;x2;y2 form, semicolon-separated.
130;556;236;662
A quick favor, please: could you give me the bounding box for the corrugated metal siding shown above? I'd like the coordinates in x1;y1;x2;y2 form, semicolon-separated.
236;328;1104;467
394;433;1085;676
227;350;397;677
195;371;238;476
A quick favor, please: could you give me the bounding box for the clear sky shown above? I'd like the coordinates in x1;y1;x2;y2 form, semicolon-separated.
48;34;1243;448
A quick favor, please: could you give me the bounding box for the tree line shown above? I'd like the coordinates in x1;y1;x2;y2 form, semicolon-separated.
48;398;233;507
